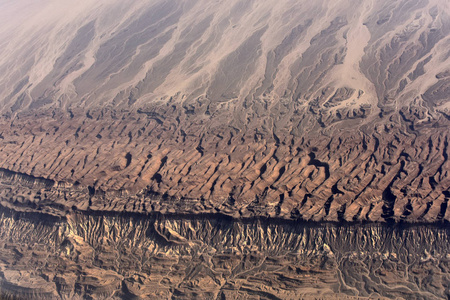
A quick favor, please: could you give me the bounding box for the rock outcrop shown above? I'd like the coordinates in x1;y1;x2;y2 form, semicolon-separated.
0;0;450;298
0;0;449;223
0;207;449;299
0;105;449;223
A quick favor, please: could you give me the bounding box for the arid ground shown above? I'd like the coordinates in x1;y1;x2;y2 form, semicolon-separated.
0;0;449;298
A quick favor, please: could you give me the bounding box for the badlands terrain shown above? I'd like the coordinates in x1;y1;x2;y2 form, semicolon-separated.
0;0;449;298
0;0;449;222
0;208;449;299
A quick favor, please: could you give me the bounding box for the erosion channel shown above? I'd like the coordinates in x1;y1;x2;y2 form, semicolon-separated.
0;206;448;299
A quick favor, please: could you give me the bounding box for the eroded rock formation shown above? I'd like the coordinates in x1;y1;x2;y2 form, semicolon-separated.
0;207;449;299
0;0;449;223
0;103;449;222
0;0;450;298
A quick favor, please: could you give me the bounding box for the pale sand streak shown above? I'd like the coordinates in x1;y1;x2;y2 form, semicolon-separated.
0;0;448;114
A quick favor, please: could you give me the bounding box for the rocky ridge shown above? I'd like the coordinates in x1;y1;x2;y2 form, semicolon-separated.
0;0;449;223
0;104;449;223
0;0;449;298
0;207;448;299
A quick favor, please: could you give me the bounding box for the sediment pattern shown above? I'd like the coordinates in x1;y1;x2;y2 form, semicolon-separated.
0;106;449;222
1;0;449;112
0;0;449;222
0;208;449;299
1;0;450;299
